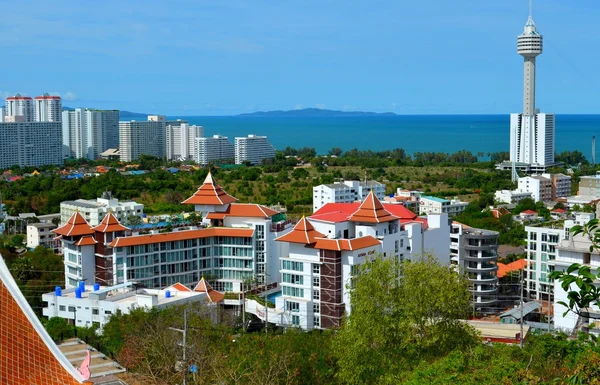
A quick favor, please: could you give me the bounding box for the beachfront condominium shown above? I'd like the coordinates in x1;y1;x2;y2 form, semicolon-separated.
0;121;62;168
119;115;167;162
506;4;556;177
5;94;33;122
312;180;386;212
196;135;235;165
234;134;276;165
62;109;120;160
34;93;62;122
166;122;204;161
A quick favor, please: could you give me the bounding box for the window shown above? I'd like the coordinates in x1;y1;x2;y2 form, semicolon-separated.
92;308;99;315
313;290;320;300
68;306;76;312
283;286;304;298
283;273;303;285
286;301;300;313
105;310;112;315
292;315;300;326
313;277;320;287
312;264;320;274
59;305;66;311
313;303;320;314
314;316;320;328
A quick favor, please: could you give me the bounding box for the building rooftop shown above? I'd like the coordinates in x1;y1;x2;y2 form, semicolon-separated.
421;195;449;203
54;212;94;237
182;172;238;206
28;222;57;229
500;301;542;320
275;217;325;244
109;227;254;247
348;191;398;223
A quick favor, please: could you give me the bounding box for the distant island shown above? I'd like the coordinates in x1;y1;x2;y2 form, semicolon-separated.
237;108;397;117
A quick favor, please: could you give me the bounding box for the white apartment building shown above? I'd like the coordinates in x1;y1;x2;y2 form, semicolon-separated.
495;190;533;204
27;222;59;250
451;223;499;313
0;107;5;122
0;122;63;168
34;94;62;122
259;192;450;330
418;196;468;217
196;135;235;165
42;281;207;332
312;180;386;212
60;192;144;226
234;134;276;165
166;122;204;161
119;116;167;162
62;109;119;160
5;94;33;122
55;174;293;292
518;175;552;202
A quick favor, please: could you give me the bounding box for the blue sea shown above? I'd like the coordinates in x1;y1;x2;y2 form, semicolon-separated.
155;115;600;158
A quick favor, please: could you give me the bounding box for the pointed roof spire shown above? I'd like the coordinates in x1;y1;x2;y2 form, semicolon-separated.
91;212;130;233
193;277;224;303
275;216;325;244
182;171;238;206
53;212;94;237
348;191;399;223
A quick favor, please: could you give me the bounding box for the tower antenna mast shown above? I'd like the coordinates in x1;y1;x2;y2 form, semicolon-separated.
529;0;533;18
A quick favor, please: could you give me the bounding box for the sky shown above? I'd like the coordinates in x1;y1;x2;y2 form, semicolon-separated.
1;0;599;115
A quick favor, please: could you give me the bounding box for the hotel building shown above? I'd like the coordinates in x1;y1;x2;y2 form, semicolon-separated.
5;94;34;122
62;109;120;160
34;93;62;122
119;116;168;162
196;135;235;165
234;134;276;165
312;180;386;212
166;122;204;161
0;121;63;168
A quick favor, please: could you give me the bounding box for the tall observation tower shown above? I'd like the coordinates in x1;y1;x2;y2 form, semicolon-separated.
508;0;555;180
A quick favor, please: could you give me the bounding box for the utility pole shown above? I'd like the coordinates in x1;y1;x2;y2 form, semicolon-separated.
520;271;524;349
170;309;188;385
242;281;245;332
548;291;551;333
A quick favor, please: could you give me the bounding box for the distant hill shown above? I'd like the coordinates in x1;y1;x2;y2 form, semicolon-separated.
63;107;148;120
237;108;397;117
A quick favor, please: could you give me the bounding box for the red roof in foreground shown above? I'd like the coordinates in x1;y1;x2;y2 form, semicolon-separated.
497;259;528;279
312;201;417;224
206;204;279;220
0;257;90;384
53;212;94;237
109;227;254;247
91;212;130;233
167;282;192;292
311;236;381;251
348;191;398;223
74;236;98;247
193;277;224;303
182;172;238;206
275;217;325;244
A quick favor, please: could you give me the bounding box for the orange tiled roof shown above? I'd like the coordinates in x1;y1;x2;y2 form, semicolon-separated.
311;236;381;251
91;212;130;233
348;191;399;223
206;204;279;220
53;212;94;237
497;259;528;278
108;227;254;247
182;172;238;206
167;282;192;292
275;217;325;244
74;236;98;247
193;277;225;303
521;210;537;215
0;256;90;384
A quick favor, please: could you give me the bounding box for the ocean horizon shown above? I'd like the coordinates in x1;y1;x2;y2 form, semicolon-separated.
128;114;600;159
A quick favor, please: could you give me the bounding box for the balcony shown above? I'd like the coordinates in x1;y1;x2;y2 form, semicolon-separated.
464;243;497;251
465;264;498;273
462;253;498;262
467;275;498;284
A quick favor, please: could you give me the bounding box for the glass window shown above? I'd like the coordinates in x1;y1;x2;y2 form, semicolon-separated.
313;277;320;287
59;305;66;311
312;264;320;274
292;315;300;326
313;290;320;300
313;303;320;314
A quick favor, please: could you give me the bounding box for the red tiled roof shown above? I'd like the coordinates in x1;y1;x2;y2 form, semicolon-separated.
311;236;381;251
312;201;416;223
167;282;192;292
53;212;94;237
91;212;130;233
348;191;398;223
34;95;61;100
182;172;238;206
551;208;566;213
206;204;279;220
6;96;32;100
74;236;98;247
382;203;417;220
193;277;224;303
521;210;537;215
275;217;325;244
497;259;528;279
0;257;90;384
206;212;227;220
108;227;254;247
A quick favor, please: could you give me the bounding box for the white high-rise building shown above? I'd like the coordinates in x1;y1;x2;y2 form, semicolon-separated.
508;4;555;177
62;109;120;160
196;135;235;165
234;134;276;165
5;94;33;122
119;116;167;162
0;107;5;122
34;94;62;122
312;180;386;212
0;122;63;168
166;123;204;161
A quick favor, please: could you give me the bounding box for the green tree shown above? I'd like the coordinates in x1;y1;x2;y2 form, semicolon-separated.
333;254;477;384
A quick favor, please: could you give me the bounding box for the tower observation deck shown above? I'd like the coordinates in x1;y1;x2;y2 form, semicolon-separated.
518;15;543;116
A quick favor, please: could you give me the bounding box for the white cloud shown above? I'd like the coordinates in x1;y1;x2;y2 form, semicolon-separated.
315;103;326;109
63;91;78;101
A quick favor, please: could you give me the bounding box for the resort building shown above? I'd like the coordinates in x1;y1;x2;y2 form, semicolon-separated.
260;192;451;330
518;175;553;202
451;222;499;313
119;116;169;162
418;195;468;217
55;174;293;292
234;134;276;165
0;121;63;168
196;135;235;165
166;122;204;161
5;94;34;122
42;280;211;332
60;191;144;226
495;190;533;204
62;109;120;160
312;180;386;212
34;93;62;122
